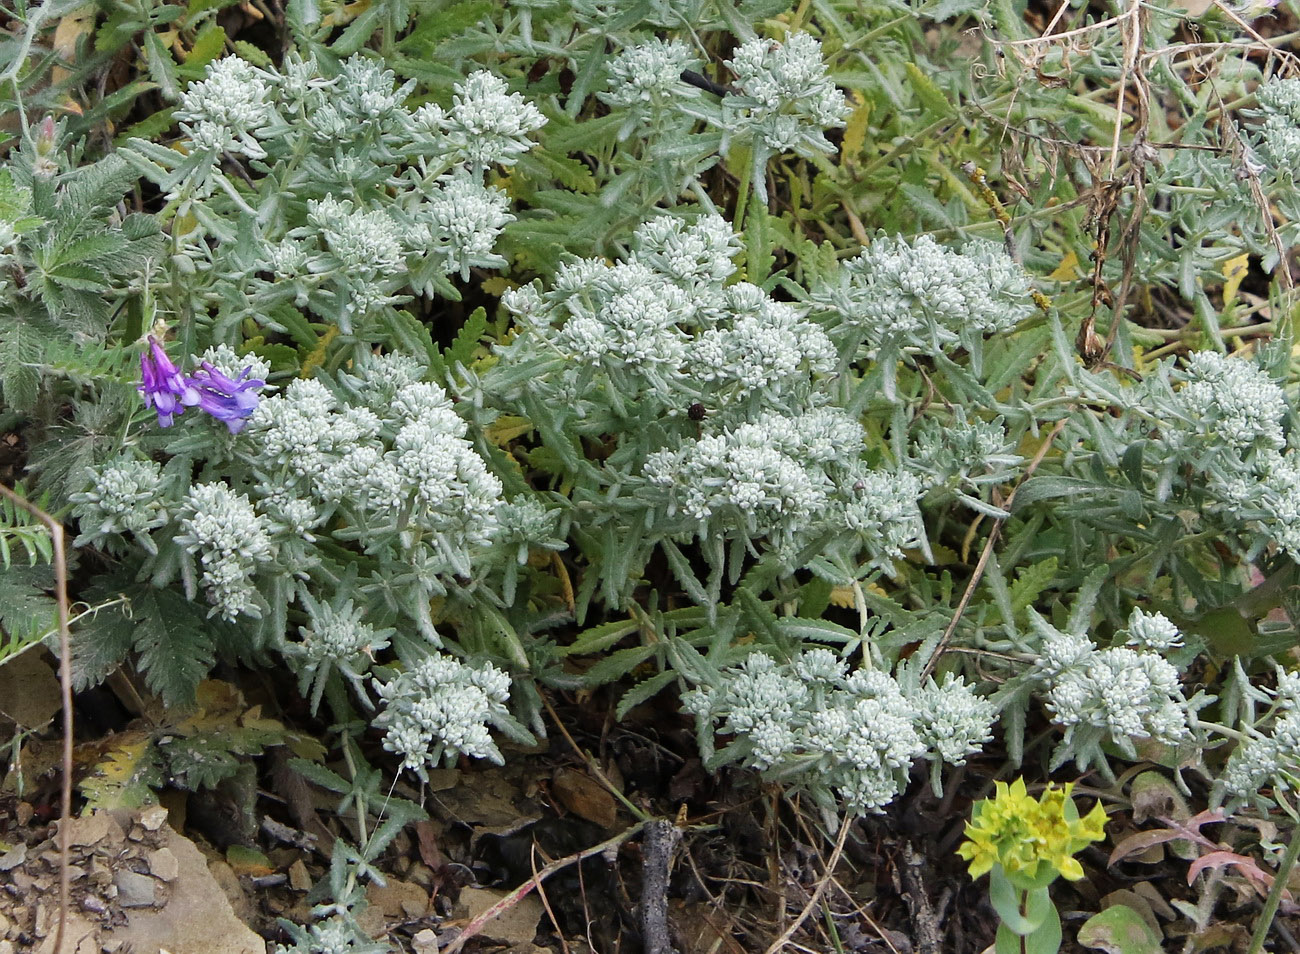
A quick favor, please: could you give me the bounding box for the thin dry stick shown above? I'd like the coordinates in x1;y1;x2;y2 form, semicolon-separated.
441;821;647;954
530;842;572;954
921;418;1068;681
0;484;72;954
760;819;853;954
540;693;650;822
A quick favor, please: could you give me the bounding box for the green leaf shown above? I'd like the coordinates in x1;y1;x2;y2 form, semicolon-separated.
616;670;678;719
584;644;655;686
232;40;273;67
143;30;179;100
1010;557;1059;617
0;565;56;665
905;62;955;117
445;306;488;370
1077;905;1163;953
126;585;219;707
0;321;43;411
563;617;639;656
745;204;774;284
180;22;228;76
395;0;492;50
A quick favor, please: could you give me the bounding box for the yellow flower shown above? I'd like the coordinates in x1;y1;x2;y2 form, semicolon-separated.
957;778;1107;883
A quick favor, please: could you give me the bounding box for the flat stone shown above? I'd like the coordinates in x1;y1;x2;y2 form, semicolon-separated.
114;870;157;908
412;928;439;954
287;859;311;893
96;827;262;954
137;805;167;832
62;814;125;849
146;848;178;883
0;845;25;872
459;887;542;947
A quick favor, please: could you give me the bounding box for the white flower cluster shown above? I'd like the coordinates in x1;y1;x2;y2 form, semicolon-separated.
1124;608;1183;651
72;457;170;546
502;214;831;416
814;235;1035;356
644;408;845;534
683;649;994;814
304;56;414;144
599;38;700;136
405;173;514;281
247;356;503;580
1034;617;1192;770
1142;351;1300;558
414;71;547;169
1253;78;1300;170
1169;351;1285;455
373;653;513;778
174;56;274;158
1223;669;1300;800
274;915;388;954
642;406;923;566
160;57;543;319
307;196;405;276
910;411;1024;493
723;33;849;159
837;465;927;563
297;596;392;669
175;481;275;621
199;343;271;382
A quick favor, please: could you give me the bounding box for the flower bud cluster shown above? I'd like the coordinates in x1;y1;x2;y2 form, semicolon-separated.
812;234;1035;357
1252;77;1300;169
247;355;503;581
71;457;170;549
175;481;275;621
1034;615;1192;771
373;653;514;777
723;33;849;160
138;56;543;330
683;649;994;814
1223;667;1300;801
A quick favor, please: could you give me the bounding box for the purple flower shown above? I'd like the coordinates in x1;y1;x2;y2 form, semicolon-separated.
185;361;265;433
139;336;199;427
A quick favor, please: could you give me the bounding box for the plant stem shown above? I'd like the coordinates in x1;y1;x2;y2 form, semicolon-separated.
1246;820;1300;954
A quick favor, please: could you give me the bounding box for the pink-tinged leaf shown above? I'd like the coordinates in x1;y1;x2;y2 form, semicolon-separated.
1186;851;1282;899
1108;811;1225;868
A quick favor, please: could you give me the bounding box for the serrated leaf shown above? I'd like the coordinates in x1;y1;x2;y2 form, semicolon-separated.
183;22;227;72
80;733;163;812
0;321;43;411
584;644;655;686
445;306;488;369
126;585;218;707
232;40;273;67
905;62;955;117
616;670;677;719
1009;557;1059;616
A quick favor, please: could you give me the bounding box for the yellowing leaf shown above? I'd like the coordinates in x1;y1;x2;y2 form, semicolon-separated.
1049;250;1081;281
486;415;534;446
80;733;162;812
905;62;954;118
1222;253;1250;308
828;585;855;609
842;91;871;161
52;4;96;85
481;276;517;297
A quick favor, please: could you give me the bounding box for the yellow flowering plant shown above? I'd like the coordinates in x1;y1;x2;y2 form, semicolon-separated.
958;778;1108;954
